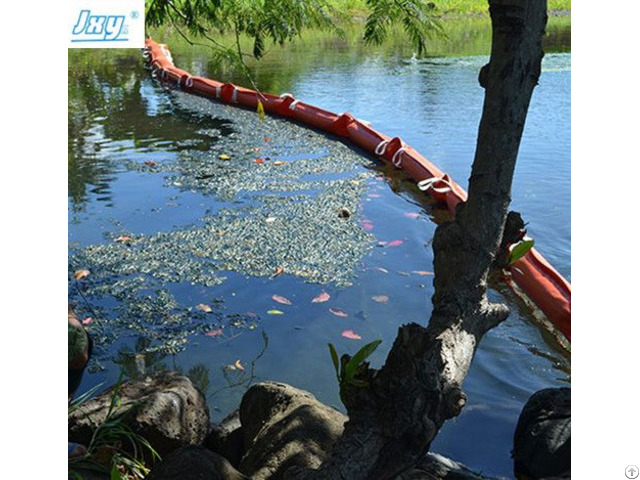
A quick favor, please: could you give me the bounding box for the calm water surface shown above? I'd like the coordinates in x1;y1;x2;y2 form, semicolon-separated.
68;19;570;479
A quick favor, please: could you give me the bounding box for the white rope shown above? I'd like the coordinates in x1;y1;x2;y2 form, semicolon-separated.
185;77;194;88
289;100;300;111
374;140;389;156
215;86;221;99
391;147;408;168
280;93;294;99
231;87;238;103
160;69;167;81
417;176;453;194
176;76;181;88
159;45;174;65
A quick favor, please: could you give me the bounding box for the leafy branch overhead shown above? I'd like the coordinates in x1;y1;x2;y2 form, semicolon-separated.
145;0;441;61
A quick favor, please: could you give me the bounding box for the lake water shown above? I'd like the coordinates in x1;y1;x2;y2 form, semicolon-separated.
68;18;570;479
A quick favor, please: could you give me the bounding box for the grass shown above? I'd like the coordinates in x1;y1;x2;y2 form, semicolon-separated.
326;0;571;18
68;375;161;480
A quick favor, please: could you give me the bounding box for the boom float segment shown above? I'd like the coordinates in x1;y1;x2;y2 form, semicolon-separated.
143;39;571;342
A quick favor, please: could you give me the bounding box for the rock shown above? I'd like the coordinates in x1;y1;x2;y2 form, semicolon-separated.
204;409;245;468
238;382;347;480
512;387;571;479
68;372;210;457
146;446;248;480
399;452;498;479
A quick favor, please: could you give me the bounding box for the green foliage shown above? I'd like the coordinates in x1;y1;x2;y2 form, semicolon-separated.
507;236;535;265
68;374;161;480
145;0;442;62
364;0;443;54
328;340;381;405
146;0;337;59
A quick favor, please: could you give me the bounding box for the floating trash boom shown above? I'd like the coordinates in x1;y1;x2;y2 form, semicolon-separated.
143;39;571;342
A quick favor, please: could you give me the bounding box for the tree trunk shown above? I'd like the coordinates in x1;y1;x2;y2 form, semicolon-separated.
288;2;548;479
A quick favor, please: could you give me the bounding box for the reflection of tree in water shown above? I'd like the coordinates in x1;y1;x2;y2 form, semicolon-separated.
68;50;233;212
113;336;169;380
111;331;269;400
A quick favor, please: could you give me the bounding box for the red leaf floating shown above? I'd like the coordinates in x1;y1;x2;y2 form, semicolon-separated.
115;235;133;243
330;308;348;318
82;317;93;326
272;295;292;305
312;291;330;303
387;240;404;247
205;329;224;337
254;158;265;164
341;329;361;340
144;160;157;167
362;220;374;231
372;295;389;303
264;136;272;142
404;212;420;219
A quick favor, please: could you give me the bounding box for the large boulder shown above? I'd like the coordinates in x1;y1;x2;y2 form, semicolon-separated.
146;446;248;480
238;382;347;480
512;387;571;479
68;372;210;457
204;409;245;468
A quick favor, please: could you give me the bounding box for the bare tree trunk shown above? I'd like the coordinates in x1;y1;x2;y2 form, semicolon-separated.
288;2;548;479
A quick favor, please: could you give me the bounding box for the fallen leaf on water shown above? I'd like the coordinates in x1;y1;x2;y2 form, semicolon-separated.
273;266;284;277
115;236;133;243
82;317;93;326
387;240;404;247
362;220;373;231
252;147;262;152
411;270;434;276
205;329;223;337
368;193;380;198
375;267;389;274
404;212;420;219
265;217;276;223
272;295;292;305
341;330;362;340
377;241;388;247
312;291;330;303
73;269;91;280
235;359;245;371
372;295;389;303
267;309;284;315
264;136;272;142
254;158;265;164
330;308;348;318
219;154;231;160
196;303;213;313
144;160;157;167
273;161;288;166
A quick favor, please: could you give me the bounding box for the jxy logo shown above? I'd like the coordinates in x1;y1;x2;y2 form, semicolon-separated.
71;10;127;41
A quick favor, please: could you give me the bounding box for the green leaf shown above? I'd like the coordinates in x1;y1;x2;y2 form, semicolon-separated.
328;343;340;379
344;339;382;382
111;462;124;480
267;309;284;315
508;237;535;265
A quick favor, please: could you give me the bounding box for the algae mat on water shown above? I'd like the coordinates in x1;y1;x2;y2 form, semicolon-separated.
69;85;378;363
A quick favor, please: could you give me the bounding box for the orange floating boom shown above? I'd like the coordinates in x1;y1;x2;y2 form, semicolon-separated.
143;39;571;342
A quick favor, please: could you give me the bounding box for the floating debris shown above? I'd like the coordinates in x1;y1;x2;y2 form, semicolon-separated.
68;85;379;360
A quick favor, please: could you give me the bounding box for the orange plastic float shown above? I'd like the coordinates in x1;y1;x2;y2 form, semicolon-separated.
143;39;571;342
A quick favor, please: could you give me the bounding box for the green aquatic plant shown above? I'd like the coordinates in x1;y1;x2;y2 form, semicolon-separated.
68;374;161;480
328;340;381;404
